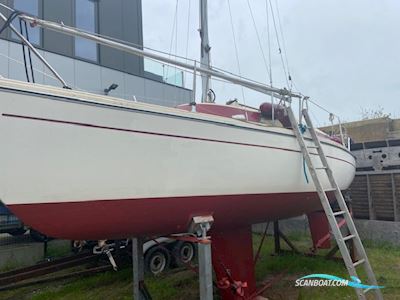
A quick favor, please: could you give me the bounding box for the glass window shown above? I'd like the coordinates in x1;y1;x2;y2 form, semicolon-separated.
12;0;40;45
75;0;97;61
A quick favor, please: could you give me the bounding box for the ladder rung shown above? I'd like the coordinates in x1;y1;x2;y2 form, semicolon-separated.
324;188;337;192
333;210;346;217
307;145;319;149
316;167;327;170
353;259;365;267
343;234;355;241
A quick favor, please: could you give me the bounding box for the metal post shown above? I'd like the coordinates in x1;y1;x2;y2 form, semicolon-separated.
43;238;48;259
199;0;211;103
189;216;214;300
391;173;398;222
298;99;302;125
338;118;345;146
366;174;376;220
273;221;281;254
198;228;213;300
271;94;275;124
192;61;197;103
132;238;146;300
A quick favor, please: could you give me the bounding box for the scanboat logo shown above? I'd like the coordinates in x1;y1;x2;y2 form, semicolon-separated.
295;274;384;289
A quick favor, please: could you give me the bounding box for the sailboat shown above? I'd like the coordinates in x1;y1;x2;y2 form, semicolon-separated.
0;3;358;299
0;4;355;241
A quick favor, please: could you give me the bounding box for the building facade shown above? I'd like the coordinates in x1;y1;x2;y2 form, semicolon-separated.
0;0;191;106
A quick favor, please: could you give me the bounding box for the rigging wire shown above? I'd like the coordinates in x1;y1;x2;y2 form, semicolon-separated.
274;0;292;87
265;1;272;87
307;98;341;120
0;51;58;81
310;108;323;128
185;0;191;62
227;0;247;118
168;0;179;58
265;0;274;122
0;2;282;92
0;2;303;106
166;0;179;83
246;0;271;82
0;5;277;90
268;0;289;88
175;0;178;85
185;0;191;90
0;2;344;128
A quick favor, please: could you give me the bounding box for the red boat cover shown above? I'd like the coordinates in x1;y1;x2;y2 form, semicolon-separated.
177;103;261;123
259;102;291;128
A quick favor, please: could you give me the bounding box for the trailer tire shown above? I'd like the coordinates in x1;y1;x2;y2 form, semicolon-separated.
173;241;196;266
145;246;170;275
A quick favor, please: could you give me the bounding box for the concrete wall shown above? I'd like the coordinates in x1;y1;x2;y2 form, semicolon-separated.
0;238;71;270
354;219;400;246
0;39;192;107
0;242;44;270
320;117;400;143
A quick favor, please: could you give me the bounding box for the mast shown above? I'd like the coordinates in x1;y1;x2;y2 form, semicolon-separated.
199;0;211;103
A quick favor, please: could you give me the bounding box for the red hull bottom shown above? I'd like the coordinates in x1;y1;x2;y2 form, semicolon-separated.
7;192;326;240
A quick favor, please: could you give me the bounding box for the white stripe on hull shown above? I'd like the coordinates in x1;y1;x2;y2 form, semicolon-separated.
0;79;355;206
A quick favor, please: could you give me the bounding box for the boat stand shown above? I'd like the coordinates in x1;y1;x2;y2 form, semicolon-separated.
189;216;214;300
272;221;300;255
172;217;262;299
131;216;215;300
132;238;151;300
271;218;354;262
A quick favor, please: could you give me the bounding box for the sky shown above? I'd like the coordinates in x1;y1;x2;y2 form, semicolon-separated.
142;0;400;126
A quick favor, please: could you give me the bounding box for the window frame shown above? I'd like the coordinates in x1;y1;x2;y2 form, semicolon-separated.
10;0;42;46
73;0;99;63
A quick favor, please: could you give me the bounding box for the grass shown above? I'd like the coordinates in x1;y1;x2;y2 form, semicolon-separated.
252;233;400;299
0;232;399;300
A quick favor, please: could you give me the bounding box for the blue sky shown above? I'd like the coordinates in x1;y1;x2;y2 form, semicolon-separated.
143;0;400;125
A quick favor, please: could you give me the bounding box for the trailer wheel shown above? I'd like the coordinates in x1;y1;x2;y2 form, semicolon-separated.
145;246;170;275
173;241;196;266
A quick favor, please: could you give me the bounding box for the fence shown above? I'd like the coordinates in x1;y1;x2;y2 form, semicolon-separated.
350;171;400;222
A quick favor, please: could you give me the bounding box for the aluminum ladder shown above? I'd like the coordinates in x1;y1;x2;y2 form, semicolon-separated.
286;106;383;300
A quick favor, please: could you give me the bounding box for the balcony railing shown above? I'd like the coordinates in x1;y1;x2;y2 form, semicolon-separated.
144;58;184;88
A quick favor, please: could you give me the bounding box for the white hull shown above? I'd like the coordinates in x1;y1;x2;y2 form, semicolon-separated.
0;79;355;207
